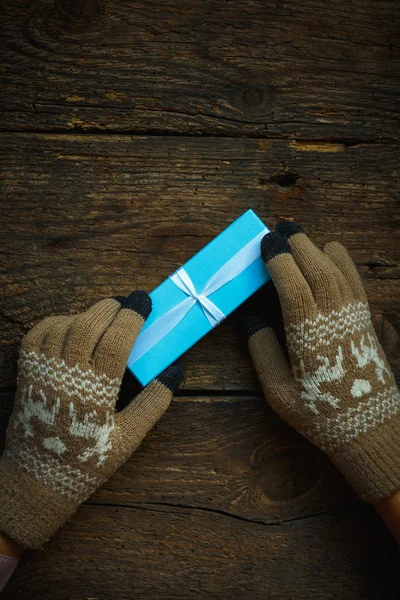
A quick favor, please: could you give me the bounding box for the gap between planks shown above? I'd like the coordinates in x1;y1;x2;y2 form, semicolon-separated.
0;128;384;147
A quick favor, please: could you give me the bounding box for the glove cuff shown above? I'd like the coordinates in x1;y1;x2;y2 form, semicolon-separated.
0;457;77;548
330;415;400;503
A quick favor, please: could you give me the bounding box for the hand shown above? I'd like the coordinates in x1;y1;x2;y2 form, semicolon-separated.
375;490;400;544
0;292;184;549
244;221;400;503
0;532;24;558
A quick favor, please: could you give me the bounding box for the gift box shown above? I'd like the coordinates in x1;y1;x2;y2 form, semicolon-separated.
128;209;270;386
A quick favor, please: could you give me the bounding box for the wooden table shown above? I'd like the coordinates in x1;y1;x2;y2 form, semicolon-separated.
1;0;400;598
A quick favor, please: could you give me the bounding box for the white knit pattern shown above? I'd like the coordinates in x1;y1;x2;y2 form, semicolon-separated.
311;386;400;451
285;302;371;353
18;350;120;407
284;300;400;451
5;442;98;500
7;350;119;499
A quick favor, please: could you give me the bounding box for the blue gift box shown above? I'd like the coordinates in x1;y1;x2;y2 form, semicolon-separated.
128;209;270;386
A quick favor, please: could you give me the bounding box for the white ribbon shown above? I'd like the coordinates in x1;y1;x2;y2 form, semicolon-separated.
129;227;269;365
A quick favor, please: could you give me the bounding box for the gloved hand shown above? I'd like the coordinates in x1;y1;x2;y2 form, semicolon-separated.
244;222;400;503
0;291;184;548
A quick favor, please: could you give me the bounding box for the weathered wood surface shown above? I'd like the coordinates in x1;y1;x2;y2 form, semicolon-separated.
1;134;399;388
0;391;354;525
3;504;398;600
0;392;398;600
1;0;400;597
1;0;400;141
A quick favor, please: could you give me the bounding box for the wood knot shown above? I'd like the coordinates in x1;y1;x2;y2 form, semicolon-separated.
54;0;103;27
233;84;274;115
253;443;323;501
243;86;264;107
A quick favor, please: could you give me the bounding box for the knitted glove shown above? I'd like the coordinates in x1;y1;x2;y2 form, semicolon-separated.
244;222;400;503
0;292;184;548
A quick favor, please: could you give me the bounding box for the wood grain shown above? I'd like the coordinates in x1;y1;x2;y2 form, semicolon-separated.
1;133;399;388
1;0;400;597
2;505;398;599
0;393;398;599
1;0;399;140
0;391;353;521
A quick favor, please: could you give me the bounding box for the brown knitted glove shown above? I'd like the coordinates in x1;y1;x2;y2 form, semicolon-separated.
244;222;400;503
0;292;184;548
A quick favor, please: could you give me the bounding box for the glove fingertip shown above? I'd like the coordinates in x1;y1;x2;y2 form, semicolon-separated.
261;232;289;263
242;315;272;341
275;220;304;239
121;290;152;319
156;364;185;393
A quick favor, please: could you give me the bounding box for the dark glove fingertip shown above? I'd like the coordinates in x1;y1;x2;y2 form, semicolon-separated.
261;232;290;263
122;290;152;319
243;315;271;341
157;364;185;393
275;220;304;239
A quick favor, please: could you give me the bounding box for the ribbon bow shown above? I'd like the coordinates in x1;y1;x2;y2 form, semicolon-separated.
169;267;226;328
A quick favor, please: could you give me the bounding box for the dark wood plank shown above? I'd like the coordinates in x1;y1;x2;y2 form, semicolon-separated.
1;0;399;140
0;391;356;521
1;134;399;388
2;503;398;600
1;1;399;597
0;395;398;598
59;394;362;521
0;334;398;598
0;319;396;523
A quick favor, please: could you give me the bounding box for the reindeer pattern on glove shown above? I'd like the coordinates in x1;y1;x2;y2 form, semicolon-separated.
5;349;119;501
